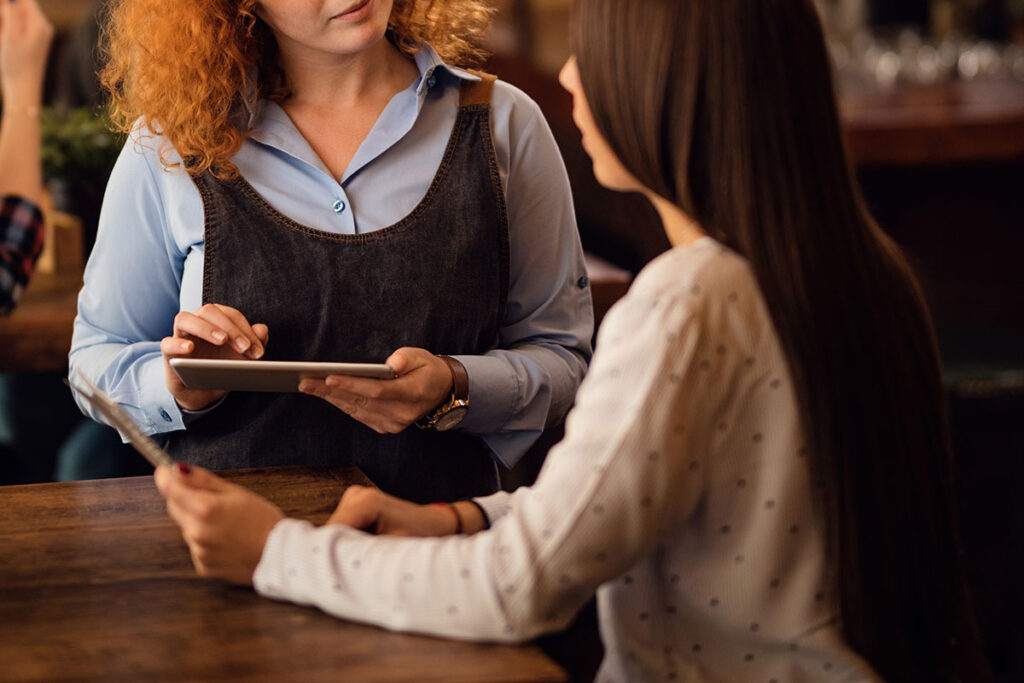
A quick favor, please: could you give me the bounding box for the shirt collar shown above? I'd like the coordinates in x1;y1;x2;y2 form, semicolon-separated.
246;42;478;139
244;43;480;181
412;43;481;95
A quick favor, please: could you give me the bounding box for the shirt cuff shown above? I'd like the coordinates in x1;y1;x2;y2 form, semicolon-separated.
253;518;318;602
0;195;44;246
254;517;373;606
134;358;187;437
450;353;518;433
448;354;546;470
472;490;513;526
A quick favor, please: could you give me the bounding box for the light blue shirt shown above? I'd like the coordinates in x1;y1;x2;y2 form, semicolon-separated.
70;46;593;469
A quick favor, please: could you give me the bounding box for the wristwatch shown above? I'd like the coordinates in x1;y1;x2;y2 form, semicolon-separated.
416;356;470;432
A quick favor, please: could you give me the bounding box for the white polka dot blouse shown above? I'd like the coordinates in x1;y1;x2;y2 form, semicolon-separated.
253;237;880;682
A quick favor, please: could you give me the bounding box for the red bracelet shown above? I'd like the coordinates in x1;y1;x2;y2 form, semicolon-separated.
429;502;463;534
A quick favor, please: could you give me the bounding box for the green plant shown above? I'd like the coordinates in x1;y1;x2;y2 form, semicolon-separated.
40;106;126;184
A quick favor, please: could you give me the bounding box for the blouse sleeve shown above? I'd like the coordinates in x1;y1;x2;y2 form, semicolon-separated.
451;82;594;470
253;268;734;641
68;133;194;437
0;195;45;316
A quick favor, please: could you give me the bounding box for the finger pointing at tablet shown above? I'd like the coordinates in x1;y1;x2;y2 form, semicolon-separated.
162;303;270;411
175;304;267;357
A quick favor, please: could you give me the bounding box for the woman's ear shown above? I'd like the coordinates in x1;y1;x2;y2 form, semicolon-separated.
558;56;580;95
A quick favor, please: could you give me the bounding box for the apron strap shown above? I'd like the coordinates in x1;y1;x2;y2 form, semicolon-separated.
460;71;497;107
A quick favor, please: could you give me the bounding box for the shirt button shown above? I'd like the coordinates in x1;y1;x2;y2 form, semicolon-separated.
332;199;346;214
576;275;590;289
159;408;173;423
426;75;437;89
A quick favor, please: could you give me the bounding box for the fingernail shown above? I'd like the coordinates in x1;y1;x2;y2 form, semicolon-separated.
212;331;227;343
176;462;191;475
179;341;191;352
235;337;250;353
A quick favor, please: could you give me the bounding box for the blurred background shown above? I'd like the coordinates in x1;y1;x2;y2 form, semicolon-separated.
1;1;1021;679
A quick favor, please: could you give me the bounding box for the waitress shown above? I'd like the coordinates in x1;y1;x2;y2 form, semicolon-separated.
69;0;592;502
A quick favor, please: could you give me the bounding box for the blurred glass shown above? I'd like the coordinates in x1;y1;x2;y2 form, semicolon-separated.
831;33;1024;92
818;0;1024;91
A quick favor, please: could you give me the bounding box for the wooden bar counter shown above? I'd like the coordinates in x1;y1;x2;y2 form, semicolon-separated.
0;270;81;373
840;78;1024;166
0;465;566;682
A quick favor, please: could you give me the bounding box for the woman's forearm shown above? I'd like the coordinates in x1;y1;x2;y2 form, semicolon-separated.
0;0;53;202
0;105;44;201
452;500;487;535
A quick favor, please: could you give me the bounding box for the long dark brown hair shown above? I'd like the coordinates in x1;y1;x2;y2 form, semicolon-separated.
571;1;988;680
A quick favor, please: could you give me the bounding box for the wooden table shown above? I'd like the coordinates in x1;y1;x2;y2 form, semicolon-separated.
0;465;566;682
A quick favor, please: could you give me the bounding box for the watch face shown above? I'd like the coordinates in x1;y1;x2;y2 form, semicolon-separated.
435;405;469;432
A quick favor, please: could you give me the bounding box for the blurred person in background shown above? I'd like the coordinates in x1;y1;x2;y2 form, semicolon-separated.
0;0;144;484
0;0;53;484
0;0;52;315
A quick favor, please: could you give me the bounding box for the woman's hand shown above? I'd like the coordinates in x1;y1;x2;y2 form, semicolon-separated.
298;347;453;434
161;303;269;411
155;463;285;585
0;0;54;107
327;484;484;537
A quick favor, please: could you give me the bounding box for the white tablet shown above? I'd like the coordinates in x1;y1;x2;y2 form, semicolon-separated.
169;358;396;393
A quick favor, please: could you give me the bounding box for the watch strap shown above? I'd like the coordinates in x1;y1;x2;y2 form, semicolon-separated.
440;355;469;402
415;356;470;430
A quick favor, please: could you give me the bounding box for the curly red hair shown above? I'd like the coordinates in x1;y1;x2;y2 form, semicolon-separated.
101;0;494;178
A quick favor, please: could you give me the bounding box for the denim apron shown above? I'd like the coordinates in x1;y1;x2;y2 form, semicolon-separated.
167;75;509;503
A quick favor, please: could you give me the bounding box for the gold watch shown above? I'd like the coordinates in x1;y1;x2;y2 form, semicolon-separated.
416;356;469;431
